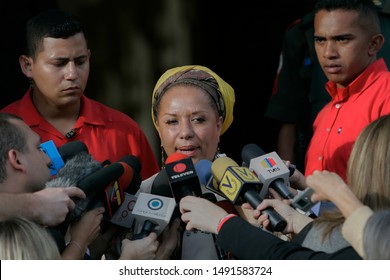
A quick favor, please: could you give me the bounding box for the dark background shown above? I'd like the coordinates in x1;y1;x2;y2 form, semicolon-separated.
2;0;314;164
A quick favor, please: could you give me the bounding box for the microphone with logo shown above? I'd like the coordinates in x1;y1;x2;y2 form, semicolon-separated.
164;153;202;202
211;156;287;232
132;154;179;238
162;153;224;260
131;192;176;240
40;140;89;176
195;159;239;215
46;154;142;234
149;153;191;199
241;143;294;200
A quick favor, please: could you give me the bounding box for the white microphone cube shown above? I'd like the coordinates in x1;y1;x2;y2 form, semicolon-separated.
132;192;176;236
249;151;290;198
109;193;137;228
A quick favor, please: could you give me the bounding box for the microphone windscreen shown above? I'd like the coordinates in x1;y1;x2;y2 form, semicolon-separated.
151;169;174;198
45;152;102;189
241;143;265;165
57;141;89;162
165;152;189;164
211;157;239;182
194;159;213;185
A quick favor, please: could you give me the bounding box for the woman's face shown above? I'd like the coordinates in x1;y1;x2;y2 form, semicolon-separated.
156;84;222;164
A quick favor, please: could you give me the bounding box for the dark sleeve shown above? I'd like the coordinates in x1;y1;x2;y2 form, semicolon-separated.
265;20;311;123
216;217;361;260
291;220;313;245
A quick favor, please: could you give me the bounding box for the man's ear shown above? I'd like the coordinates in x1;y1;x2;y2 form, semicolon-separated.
19;55;34;79
368;34;385;56
7;149;25;172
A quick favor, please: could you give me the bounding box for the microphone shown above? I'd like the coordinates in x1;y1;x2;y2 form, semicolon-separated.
46;154;142;233
241;143;293;199
165;152;188;164
131;220;158;240
45;152;102;190
164;153;202;202
132;192;176;237
40;140;89;176
211;156;287;232
195;160;238;215
77;155;141;219
45;152;103;234
149;153;190;198
151;169;174;198
107;155;142;228
65;129;78;139
195;159;226;198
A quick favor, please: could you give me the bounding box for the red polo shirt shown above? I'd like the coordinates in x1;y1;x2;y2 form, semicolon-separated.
1;90;159;180
305;58;390;182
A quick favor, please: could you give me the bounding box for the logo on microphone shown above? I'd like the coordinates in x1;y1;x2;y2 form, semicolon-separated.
170;161;195;179
147;198;163;210
173;162;187;173
261;157;277;168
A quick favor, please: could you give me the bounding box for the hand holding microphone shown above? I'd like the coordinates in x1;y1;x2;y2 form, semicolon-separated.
211;156;287;232
46;152;142;233
241;143;294;199
180;196;228;234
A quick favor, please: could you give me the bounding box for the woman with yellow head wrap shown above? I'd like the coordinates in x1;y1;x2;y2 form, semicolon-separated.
138;65;235;260
152;65;235;164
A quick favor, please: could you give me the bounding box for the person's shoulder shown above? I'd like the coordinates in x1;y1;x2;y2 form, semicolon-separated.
85;97;138;122
1;92;28;112
1;100;21;112
82;97;149;136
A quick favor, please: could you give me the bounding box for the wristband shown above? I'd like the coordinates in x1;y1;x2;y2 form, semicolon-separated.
217;214;237;233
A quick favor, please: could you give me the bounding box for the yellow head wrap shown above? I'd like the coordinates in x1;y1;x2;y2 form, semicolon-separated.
152;65;235;135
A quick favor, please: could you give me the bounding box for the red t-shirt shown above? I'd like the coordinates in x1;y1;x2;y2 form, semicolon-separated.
2;90;160;180
305;59;390;182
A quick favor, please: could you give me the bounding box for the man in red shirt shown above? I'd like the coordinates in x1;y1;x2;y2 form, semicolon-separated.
1;9;159;180
304;0;390;183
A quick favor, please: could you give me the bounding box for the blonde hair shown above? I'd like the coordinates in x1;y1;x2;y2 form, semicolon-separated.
0;218;60;259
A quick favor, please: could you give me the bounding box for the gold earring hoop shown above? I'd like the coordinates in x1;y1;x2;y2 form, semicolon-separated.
161;146;167;167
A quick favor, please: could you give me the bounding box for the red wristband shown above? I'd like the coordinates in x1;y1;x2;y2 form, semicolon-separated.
217;214;237;233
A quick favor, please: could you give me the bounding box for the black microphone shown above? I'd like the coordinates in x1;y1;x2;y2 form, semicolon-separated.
211;156;287;232
131;220;158;240
40;140;89;176
77;155;142;218
46;154;142;233
151;169;174;198
164;153;202;202
241;143;294;199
